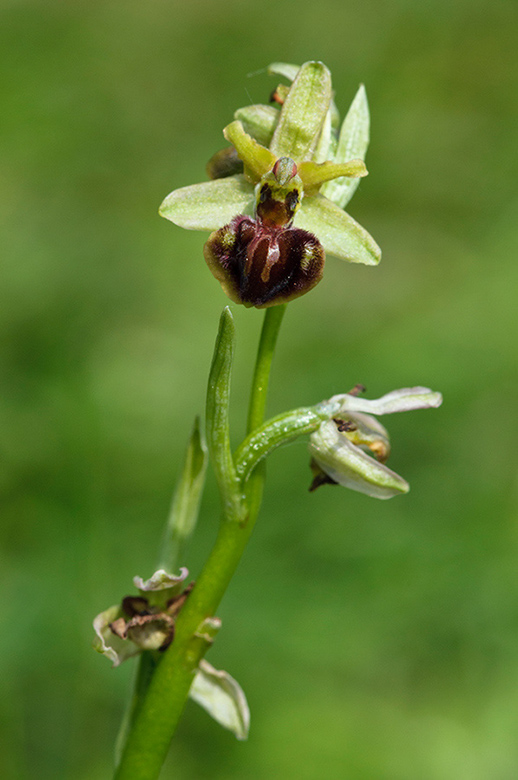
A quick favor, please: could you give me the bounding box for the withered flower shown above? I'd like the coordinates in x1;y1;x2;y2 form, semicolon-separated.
93;568;250;739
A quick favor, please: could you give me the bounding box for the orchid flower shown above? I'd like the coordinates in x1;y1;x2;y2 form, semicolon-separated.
159;61;381;307
309;387;443;499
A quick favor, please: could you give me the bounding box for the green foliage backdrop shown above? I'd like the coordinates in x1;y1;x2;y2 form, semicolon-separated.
1;1;517;777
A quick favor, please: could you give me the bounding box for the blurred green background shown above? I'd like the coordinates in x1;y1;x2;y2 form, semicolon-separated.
1;0;517;777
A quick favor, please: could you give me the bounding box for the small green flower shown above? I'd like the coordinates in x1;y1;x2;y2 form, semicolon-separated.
309;387;443;499
160;61;381;307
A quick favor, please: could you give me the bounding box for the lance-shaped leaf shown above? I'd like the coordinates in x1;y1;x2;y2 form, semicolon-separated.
190;660;250;740
206;308;245;520
224;121;277;182
159;175;255;231
159;417;208;571
321;84;370;209
309;420;409;499
234;104;279;148
270;61;332;161
295;194;381;265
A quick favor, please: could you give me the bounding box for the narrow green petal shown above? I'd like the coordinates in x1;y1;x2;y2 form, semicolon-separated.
223;121;276;182
321;84;370;208
298;159;368;194
159;175;255;231
270;61;332;161
234;104;279;147
295;195;381;265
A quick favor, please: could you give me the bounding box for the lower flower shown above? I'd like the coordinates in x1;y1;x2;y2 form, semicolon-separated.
92;568;250;740
309;386;443;499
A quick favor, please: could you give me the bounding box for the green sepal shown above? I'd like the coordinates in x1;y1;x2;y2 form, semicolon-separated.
268;61;340;149
298;159;368;194
223;121;276;183
234;104;279;147
158;417;208;571
159;175;255;231
206;308;245;521
269;61;332;161
321;84;370;208
295;194;381;265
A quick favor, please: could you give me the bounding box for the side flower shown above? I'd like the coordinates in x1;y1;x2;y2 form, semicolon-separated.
159;61;381;307
309;387;443;499
93;568;250;740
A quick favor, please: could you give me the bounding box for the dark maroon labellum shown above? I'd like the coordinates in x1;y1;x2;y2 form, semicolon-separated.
204;215;325;308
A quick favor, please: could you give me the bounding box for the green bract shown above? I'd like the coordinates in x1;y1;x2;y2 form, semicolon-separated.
160;61;381;306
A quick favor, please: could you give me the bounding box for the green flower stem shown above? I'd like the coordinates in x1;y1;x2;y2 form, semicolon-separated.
244;304;286;518
246;305;286;435
114;306;286;780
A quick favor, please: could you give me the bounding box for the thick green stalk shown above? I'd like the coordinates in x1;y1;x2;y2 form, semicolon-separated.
114;306;286;780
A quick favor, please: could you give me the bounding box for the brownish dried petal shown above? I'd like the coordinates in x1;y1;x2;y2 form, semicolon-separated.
122;596;150;617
